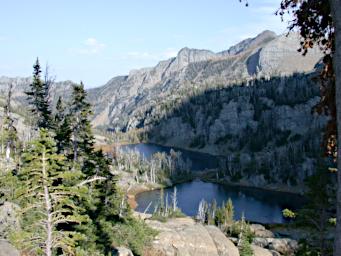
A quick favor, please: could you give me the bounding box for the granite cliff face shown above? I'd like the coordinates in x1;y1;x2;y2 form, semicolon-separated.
86;31;321;130
0;31;322;132
0;76;74;110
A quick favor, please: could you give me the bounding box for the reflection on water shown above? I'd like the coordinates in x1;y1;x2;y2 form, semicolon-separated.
136;180;305;224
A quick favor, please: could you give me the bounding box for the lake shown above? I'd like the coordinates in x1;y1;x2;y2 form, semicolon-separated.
121;143;305;224
120;143;219;171
136;180;305;224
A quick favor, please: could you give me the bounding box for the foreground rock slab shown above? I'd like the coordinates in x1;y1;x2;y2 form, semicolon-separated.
146;217;239;256
251;245;273;256
0;202;20;239
0;240;19;256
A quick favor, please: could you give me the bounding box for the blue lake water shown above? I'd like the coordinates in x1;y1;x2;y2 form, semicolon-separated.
120;143;219;171
136;180;305;224
121;143;305;224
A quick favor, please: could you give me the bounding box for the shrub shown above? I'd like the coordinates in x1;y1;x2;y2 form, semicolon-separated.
110;218;158;256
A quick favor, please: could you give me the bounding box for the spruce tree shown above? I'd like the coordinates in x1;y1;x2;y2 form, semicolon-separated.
53;96;72;154
69;82;94;165
26;58;52;129
11;129;89;256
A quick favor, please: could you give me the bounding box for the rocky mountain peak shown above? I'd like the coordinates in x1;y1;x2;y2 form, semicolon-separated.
173;47;217;70
220;30;277;56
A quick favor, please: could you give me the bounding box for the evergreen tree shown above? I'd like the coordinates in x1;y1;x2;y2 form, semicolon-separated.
283;162;335;255
238;214;253;256
53;96;72;154
239;236;253;256
69;82;94;165
11;129;89;256
26;58;52;129
224;198;234;226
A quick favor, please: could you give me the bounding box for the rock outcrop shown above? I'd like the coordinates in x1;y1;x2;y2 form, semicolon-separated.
113;247;134;256
249;224;298;256
0;240;20;256
250;224;275;239
0;202;20;239
146;217;239;256
251;245;273;256
85;31;321;130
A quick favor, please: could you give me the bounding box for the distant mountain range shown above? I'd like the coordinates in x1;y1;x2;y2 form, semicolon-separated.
0;30;321;130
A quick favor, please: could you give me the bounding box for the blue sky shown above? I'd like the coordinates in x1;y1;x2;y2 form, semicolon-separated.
0;0;288;88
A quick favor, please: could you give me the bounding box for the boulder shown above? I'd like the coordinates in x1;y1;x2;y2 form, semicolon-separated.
0;240;20;256
250;224;274;238
146;217;239;256
205;225;240;256
0;202;20;239
268;238;298;255
113;247;134;256
253;237;269;248
270;250;281;256
251;245;273;256
228;237;238;245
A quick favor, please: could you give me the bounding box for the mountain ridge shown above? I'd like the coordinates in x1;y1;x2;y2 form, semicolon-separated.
0;30;322;130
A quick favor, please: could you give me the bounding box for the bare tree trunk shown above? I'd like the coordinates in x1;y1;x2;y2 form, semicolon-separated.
5;142;10;161
1;124;4;155
330;0;341;255
172;187;177;211
42;151;52;256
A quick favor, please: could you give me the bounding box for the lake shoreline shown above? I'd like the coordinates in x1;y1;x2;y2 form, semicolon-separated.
127;176;196;211
119;142;305;222
199;173;305;195
128;176;305;218
121;142;306;195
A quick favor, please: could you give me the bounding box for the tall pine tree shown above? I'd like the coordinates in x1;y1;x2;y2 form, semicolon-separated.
26;58;52;129
69;82;94;165
11;129;89;256
53;96;72;154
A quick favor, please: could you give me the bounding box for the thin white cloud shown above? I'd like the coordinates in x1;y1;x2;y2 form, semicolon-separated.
69;37;106;55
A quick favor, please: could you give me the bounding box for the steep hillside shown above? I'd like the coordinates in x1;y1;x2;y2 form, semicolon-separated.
86;31;321;130
0;31;322;132
142;73;326;187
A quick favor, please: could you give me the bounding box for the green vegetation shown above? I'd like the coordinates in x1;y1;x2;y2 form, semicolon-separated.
10;129;88;255
151;187;186;222
26;58;52;129
0;60;156;255
197;198;237;231
106;218;157;256
141;73;323;186
282;162;335;255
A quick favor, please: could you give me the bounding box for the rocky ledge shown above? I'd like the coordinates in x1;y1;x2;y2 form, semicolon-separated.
145;217;239;256
141;217;298;256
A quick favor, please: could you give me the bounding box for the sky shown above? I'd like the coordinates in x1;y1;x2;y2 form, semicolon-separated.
0;0;289;88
